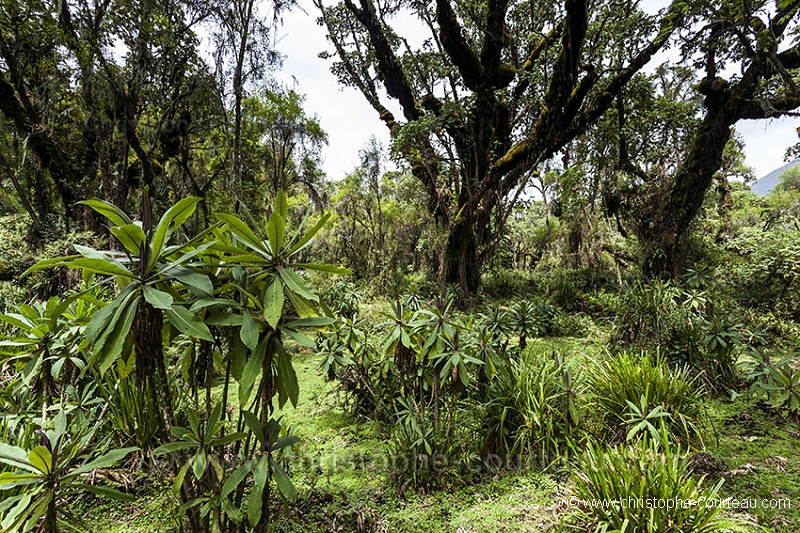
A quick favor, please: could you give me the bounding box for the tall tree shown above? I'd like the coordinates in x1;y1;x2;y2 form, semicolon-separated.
211;0;280;210
240;88;328;214
0;0;227;231
625;0;800;277
314;0;683;298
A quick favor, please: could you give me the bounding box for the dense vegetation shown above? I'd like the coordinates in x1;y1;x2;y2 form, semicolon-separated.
2;0;800;532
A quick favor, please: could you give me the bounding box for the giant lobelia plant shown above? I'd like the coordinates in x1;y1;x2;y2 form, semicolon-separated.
203;191;347;532
24;192;216;434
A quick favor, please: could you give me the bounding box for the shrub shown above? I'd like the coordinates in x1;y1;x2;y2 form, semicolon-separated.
483;352;583;467
480;268;536;298
587;351;703;445
740;349;800;418
566;436;736;533
611;279;742;390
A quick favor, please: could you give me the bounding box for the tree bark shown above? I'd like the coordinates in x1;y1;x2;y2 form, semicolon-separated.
318;0;679;299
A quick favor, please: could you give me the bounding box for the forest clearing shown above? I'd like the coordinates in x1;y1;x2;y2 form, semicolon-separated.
1;0;800;532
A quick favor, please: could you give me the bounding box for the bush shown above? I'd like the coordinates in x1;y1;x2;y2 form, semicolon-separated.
480;268;536;298
555;312;594;337
587;351;703;445
482;353;583;467
611;279;742;390
566;436;736;533
740;349;800;418
721;228;800;320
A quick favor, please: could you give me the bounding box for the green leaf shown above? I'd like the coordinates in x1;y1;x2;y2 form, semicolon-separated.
79;199;133;226
271;435;301;452
248;455;270;526
0;472;40;490
76;483;136;502
221;461;253;499
266;212;285;256
275;190;288;220
22;256;77;277
97;296;139;375
156;240;216;278
168;267;213;297
216;213;266;254
148;196;202;272
165;305;214;341
285;289;319;318
263;278;284;329
276;345;299;408
287;213;330;255
151;441;196;455
0;444;38;473
280;328;316;348
71;447;139;477
247;481;263;527
0;313;35;330
142;285;174;310
1;492;32;530
284;317;335;328
240;311;259;351
278;268;317;302
189;298;241;313
239;336;268;407
242;411;265;446
28;446;52;474
67;257;133;279
173;461;191;496
210;432;247;447
192;450;207;480
207;312;243;326
272;462;297;503
111;224;146;255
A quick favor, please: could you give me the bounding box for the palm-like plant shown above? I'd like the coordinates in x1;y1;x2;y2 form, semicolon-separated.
0;409;138;533
205;191;346;532
24;193;216;434
0;297;91;403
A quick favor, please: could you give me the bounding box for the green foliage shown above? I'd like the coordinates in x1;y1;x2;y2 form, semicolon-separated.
587;351;703;446
317;293;525;490
721;228;800;321
508;299;563;349
321;156;436;295
318;279;361;318
0;408;138;532
25;195;214;379
14;191;346;533
0;296;94;401
611;279;743;389
98;369;177;454
482;352;583;467
566;435;736;533
479;269;535;298
151;403;246;526
740;350;800;417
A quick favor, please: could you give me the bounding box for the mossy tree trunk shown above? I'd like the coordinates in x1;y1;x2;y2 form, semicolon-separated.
632;6;800;278
316;0;679;300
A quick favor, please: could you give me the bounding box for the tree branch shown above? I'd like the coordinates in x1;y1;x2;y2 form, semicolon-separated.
343;0;421;121
435;0;483;90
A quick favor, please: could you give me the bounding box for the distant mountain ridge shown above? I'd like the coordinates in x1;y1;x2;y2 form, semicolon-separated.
750;158;800;195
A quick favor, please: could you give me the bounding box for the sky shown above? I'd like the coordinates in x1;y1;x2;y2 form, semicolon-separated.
274;3;800;183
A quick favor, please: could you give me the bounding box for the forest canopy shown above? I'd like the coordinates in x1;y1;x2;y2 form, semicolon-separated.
2;1;800;532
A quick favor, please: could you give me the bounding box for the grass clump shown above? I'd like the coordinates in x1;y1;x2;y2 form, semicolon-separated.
587;350;703;445
566;436;737;533
483;352;583;467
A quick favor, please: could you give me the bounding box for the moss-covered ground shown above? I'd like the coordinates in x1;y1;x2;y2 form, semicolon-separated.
79;337;799;533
